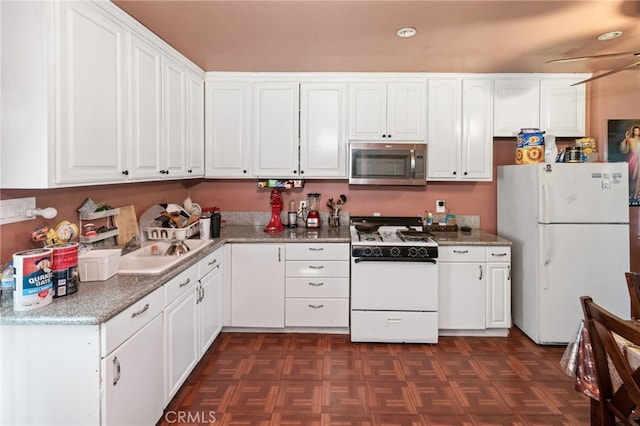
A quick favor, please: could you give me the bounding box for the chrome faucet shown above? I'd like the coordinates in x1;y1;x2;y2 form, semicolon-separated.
121;235;141;255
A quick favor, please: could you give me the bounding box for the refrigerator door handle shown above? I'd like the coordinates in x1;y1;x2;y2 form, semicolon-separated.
543;226;551;289
541;182;550;223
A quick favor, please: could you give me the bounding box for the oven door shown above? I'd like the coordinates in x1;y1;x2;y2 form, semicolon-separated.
350;258;438;311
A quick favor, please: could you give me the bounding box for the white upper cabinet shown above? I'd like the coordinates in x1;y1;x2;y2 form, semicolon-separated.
204;80;252;178
56;2;128;185
348;82;426;141
0;1;204;188
300;83;347;178
185;70;205;177
427;78;493;181
128;32;163;180
493;76;587;137
253;82;300;177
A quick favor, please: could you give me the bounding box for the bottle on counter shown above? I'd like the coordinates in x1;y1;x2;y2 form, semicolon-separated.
1;262;14;306
211;211;221;238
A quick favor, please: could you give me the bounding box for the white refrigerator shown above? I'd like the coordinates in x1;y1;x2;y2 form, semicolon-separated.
497;163;630;344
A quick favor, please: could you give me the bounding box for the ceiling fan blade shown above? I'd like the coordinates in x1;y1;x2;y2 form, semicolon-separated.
546;50;640;64
571;61;640;86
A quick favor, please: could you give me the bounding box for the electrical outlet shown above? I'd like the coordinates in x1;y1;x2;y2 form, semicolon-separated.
436;200;446;213
0;197;37;225
299;200;307;210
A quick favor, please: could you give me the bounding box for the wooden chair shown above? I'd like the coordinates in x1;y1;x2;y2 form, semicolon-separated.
581;296;640;425
626;272;640;321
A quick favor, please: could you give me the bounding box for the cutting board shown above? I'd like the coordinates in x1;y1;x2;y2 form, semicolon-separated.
113;205;140;246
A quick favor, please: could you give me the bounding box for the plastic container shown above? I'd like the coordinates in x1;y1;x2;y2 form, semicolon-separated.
77;249;120;282
1;262;14;306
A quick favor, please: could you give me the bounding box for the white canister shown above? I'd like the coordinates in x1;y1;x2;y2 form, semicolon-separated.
199;216;211;240
544;134;558;163
13;248;54;311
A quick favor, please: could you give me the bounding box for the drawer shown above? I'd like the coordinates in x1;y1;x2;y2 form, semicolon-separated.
438;246;486;262
285;243;349;261
164;266;198;306
286;260;349;278
199;246;223;277
286;277;349;298
486;246;511;262
285;298;349;327
350;310;438;343
101;286;164;356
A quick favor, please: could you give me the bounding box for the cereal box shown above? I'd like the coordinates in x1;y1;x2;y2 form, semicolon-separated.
516;128;545;164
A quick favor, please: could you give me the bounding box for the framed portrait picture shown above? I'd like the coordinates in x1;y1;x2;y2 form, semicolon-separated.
608;119;640;206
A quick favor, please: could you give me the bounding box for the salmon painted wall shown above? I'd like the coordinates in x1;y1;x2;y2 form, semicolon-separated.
2;73;639;271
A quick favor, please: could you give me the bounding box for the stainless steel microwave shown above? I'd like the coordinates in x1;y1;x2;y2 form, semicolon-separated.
348;143;427;186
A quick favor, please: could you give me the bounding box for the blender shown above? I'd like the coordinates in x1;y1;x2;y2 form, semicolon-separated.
305;193;321;228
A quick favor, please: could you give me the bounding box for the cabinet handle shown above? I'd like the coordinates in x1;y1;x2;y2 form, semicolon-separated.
479;265;483;280
179;278;191;288
300;170;304;175
491;253;508;257
121;170;129;176
308;265;324;269
508;265;511;281
188;169;193;173
130;303;149;318
278;247;281;262
293;170;297;174
113;356;121;386
198;285;204;303
308;282;324;287
243;170;247;174
463;172;468;176
308;247;324;251
453;249;469;254
208;258;218;266
452;171;457;175
308;304;324;309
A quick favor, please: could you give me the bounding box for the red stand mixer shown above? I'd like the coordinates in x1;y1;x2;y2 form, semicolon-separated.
264;189;285;233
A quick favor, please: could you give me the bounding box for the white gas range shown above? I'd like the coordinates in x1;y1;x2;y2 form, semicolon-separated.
349;216;439;343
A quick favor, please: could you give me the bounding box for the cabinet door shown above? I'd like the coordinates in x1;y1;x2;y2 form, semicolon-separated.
186;70;205;177
540;79;586;137
427;79;460;179
198;264;223;356
164;286;198;404
253;82;300;177
460;79;493;181
205;81;252;177
386;82;426;141
128;32;163;180
486;262;511;328
493;79;539;137
162;55;187;177
348;83;387;140
438;262;486;329
57;2;127;184
300;83;347;177
102;314;163;426
231;244;285;327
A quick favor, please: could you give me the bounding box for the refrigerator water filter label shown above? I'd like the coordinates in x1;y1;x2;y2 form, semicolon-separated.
602;181;611;189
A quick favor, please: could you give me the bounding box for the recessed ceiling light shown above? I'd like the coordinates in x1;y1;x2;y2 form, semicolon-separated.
397;27;417;38
597;31;623;41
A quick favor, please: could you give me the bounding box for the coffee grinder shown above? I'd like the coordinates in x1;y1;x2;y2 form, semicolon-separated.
305;193;321;228
263;189;285;233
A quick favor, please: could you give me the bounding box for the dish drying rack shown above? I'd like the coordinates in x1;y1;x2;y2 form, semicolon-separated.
144;222;199;241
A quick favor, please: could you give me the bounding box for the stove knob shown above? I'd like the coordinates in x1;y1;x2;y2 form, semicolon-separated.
418;247;429;257
408;247;419;257
363;247;372;256
390;247;401;257
372;247;383;257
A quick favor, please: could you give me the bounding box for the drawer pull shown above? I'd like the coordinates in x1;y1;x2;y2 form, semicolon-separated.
308;247;324;251
491;252;508;257
113;356;121;386
308;282;324;287
208;258;218;266
308;304;324;309
453;250;469;254
308;265;324;269
130;303;149;318
479;265;483;280
179;278;191;288
387;317;403;323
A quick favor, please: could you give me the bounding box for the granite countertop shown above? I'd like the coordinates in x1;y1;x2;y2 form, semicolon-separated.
0;224;508;325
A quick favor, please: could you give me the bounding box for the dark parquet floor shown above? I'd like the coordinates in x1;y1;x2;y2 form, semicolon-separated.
158;328;590;425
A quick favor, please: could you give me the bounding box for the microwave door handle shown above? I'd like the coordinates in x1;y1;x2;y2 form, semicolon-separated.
410;149;416;179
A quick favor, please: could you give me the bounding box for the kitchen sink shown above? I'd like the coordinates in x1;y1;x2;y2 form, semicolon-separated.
118;239;209;274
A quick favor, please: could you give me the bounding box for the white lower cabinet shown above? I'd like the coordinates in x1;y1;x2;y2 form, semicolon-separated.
285;243;350;327
231;243;285;327
197;249;224;356
438;245;511;334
